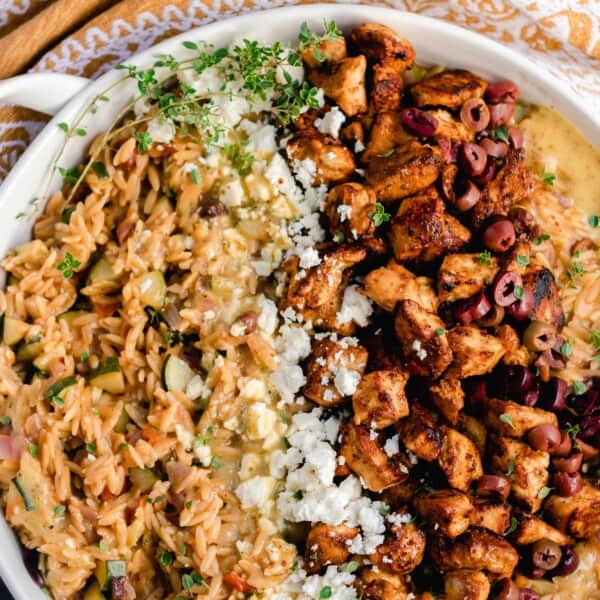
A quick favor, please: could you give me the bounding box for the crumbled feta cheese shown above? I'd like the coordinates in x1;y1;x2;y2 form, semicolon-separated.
411;339;428;360
240;120;278;153
314;107;346;138
239;453;262;480
236;476;277;509
258;295;279;335
387;512;413;526
292;158;317;189
175;424;194;449
239;377;267;401
333;367;360;397
146;117;175;144
298;247;321;269
384;434;400;458
354;139;365;153
193;443;212;467
272;364;306;405
185;375;209;401
246;401;277;440
337;285;373;327
337;204;352;222
265;153;302;203
220;177;245;207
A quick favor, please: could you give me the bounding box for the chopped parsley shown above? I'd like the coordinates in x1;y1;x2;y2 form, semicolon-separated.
493;126;509;143
189;167;201;184
136;130;153;152
91;161;109;179
293;490;303;500
345;560;359;573
333;231;345;243
61;207;75;224
435;328;447;337
0;416;11;425
505;516;518;535
505;459;515;477
533;233;551;245
297;20;343;61
28;443;39;458
590;329;600;360
589;215;599;228
499;413;516;430
81;351;89;363
58;122;69;132
210;456;223;469
369;202;391;227
560;339;573;358
320;586;333;599
57;252;81;279
513;285;524;300
516;254;530;268
538;486;553;499
565;423;581;440
572;380;587;395
58;166;79;185
54;504;66;517
540;165;556;186
85;442;96;453
223;143;254;176
477;250;492;266
566;261;587;281
159;552;174;567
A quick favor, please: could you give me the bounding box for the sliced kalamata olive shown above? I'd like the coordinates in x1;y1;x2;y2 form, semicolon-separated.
477;304;505;327
460;142;488;176
552;452;583;473
523;321;556;352
455;292;492;325
460;98;491;132
480;137;508;158
486;81;520;104
523;386;540;407
541;378;568;412
506;286;534;320
508;127;524;149
483;218;516;252
527;424;562;452
575;438;599;460
509;207;539;242
551;547;579;576
536;348;565;373
554;471;583;496
490;578;520;600
476;475;511;500
519;588;541;600
501;365;534;395
454;180;481;212
493;271;523;307
400;108;438;137
466;379;487;413
552;431;573;457
473;157;497;185
532;539;562;570
490;102;516;127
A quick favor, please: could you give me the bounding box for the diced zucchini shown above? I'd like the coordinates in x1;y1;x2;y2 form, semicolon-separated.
95;560;126;591
15;336;43;362
57;310;89;326
12;476;34;512
89;357;125;394
134;271;167;310
2;317;29;346
88;257;117;284
83;581;106;600
44;376;77;402
128;468;158;493
115;410;130;433
162;355;195;392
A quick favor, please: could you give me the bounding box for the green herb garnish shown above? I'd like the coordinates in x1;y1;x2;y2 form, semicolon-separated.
538;486;553;499
477;250;492;266
369;202;391;227
57;252;81;279
499;413;516;430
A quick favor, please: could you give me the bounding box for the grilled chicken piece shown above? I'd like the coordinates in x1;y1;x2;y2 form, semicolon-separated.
362;111;413;163
544;483;600;538
366;142;441;202
304;338;368;407
414;490;473;538
340;423;408;492
419;212;472;262
324;182;377;240
438;253;499;303
488;435;550;512
301;37;347;68
371;62;404;112
287;132;356;186
444;570;491;600
394;299;453;379
496;324;533;367
395;402;441;461
370;522;426;574
307;55;368;116
430;528;519;577
410;69;487;110
511;514;573;547
350;23;416;69
482;398;558;438
469;500;511;535
304;523;359;574
355;567;410;600
446;326;505;378
364;261;438;313
471;149;535;229
522;266;565;330
439;426;483;492
352;369;410;429
381;479;420;508
340;120;365;148
457;414;487;457
428;109;475;143
281;244;366;333
430;376;465;425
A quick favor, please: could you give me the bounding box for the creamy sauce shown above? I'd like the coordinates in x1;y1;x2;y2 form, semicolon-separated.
521;105;600;215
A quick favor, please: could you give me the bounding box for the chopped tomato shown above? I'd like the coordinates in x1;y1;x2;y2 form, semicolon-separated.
223;572;253;593
141;426;161;445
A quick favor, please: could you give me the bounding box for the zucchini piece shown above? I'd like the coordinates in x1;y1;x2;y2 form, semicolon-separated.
83;581;106;600
2;317;28;346
94;560;126;591
88;257;117;284
15;336;43;362
12;476;34;511
44;376;77;402
57;310;89;326
135;271;167;310
162;355;195;392
115;410;130;433
128;468;158;493
89;357;125;394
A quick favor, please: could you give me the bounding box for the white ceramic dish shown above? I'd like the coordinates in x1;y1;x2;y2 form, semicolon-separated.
0;4;599;598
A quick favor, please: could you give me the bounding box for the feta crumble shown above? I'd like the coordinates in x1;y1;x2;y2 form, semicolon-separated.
314;107;346;139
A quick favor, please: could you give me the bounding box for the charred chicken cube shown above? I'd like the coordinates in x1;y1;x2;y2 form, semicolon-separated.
437;253;499;303
362;111;413;163
324;182;377;240
381;479;420;508
301;36;347;68
371;62;405;113
287;132;356;186
429;376;465;425
438;426;483;492
364;261;438;313
488;435;550;512
428;109;475;142
340;422;408;492
355;567;410;600
304;523;359;574
430;528;519;577
304;338;368;407
394;299;453;379
350;23;415;69
419;212;472;263
469;499;511;535
496;324;532;367
511;514;573;547
370;522;426;574
307;55;368;116
522;266;565;330
395;401;441;462
544;483;600;538
414;489;473;538
446;326;505;379
410;69;487;110
444;570;491;600
352;369;410;429
482;398;558;438
366;141;441;202
457;414;487;457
